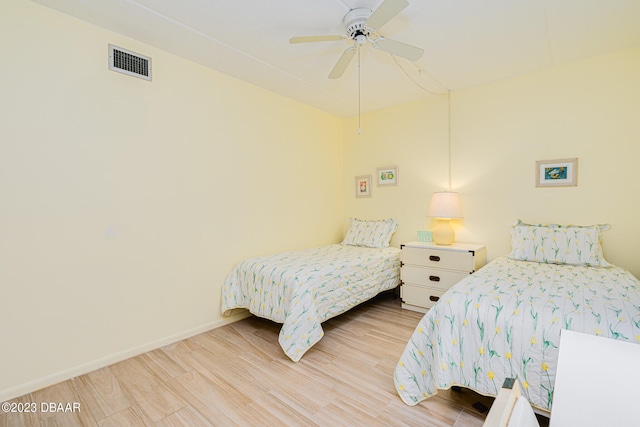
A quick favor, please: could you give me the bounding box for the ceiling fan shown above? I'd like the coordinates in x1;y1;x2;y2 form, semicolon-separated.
289;0;424;79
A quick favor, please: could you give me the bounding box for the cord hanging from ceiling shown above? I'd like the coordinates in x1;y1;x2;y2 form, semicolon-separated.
388;52;454;189
357;45;362;135
447;89;452;191
389;53;447;95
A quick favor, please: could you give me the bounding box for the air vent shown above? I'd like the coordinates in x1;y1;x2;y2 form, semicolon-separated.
109;44;151;81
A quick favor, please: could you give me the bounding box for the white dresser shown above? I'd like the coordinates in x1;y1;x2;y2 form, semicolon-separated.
400;241;486;313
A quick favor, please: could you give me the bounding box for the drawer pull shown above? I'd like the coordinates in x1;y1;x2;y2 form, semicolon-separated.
429;255;441;262
429;275;441;282
429;295;440;302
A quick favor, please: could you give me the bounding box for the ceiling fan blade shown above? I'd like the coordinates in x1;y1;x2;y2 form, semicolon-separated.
366;0;409;30
329;47;357;79
373;37;424;61
289;35;344;44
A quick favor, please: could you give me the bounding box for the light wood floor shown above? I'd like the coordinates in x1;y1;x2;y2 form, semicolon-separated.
1;292;547;427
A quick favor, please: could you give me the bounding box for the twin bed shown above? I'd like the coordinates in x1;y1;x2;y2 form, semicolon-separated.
222;218;400;361
221;218;640;414
394;221;640;412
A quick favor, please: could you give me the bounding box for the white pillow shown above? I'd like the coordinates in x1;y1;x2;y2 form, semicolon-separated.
508;222;610;267
514;219;611;231
342;218;398;248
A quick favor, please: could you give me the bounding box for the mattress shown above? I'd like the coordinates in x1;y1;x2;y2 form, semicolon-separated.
394;256;640;411
222;244;401;361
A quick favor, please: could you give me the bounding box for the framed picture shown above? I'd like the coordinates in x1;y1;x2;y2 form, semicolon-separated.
355;175;372;198
536;158;578;187
377;165;398;186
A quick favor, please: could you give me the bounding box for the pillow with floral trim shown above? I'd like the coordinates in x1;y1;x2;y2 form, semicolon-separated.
508;223;610;267
514;219;611;231
342;218;398;248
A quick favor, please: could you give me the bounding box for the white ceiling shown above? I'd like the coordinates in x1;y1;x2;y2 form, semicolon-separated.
32;0;640;117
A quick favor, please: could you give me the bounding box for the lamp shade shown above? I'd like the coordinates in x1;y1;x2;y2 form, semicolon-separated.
427;191;463;219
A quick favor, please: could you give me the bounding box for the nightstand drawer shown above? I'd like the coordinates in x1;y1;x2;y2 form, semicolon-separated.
401;284;446;309
402;246;474;272
400;241;486;313
401;265;471;290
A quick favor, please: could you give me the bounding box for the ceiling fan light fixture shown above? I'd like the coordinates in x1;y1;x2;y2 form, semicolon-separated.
344;8;372;39
289;0;422;79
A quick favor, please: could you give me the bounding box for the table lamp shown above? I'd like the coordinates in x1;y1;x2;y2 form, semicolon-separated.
427;191;462;245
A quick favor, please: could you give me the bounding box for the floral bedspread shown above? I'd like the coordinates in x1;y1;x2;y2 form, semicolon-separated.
222;244;401;361
394;257;640;411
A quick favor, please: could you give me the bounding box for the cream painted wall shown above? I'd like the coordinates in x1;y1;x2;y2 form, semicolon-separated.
344;47;640;277
0;0;343;400
3;0;640;404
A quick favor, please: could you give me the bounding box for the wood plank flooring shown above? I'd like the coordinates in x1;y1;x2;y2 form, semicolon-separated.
1;292;549;426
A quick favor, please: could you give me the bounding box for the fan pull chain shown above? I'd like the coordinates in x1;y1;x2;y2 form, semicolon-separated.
447;89;452;191
357;46;362;135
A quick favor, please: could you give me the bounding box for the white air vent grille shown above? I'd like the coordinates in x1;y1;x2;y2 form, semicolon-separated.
109;44;151;81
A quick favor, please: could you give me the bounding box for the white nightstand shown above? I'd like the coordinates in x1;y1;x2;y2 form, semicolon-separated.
400;241;486;313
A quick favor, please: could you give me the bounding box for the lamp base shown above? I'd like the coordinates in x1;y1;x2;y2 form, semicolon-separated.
433;220;455;245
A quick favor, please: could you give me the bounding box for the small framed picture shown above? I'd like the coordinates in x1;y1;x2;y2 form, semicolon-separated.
355;175;372;198
377;165;398;186
535;158;578;187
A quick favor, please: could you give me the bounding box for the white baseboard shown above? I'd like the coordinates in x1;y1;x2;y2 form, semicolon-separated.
0;311;251;402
